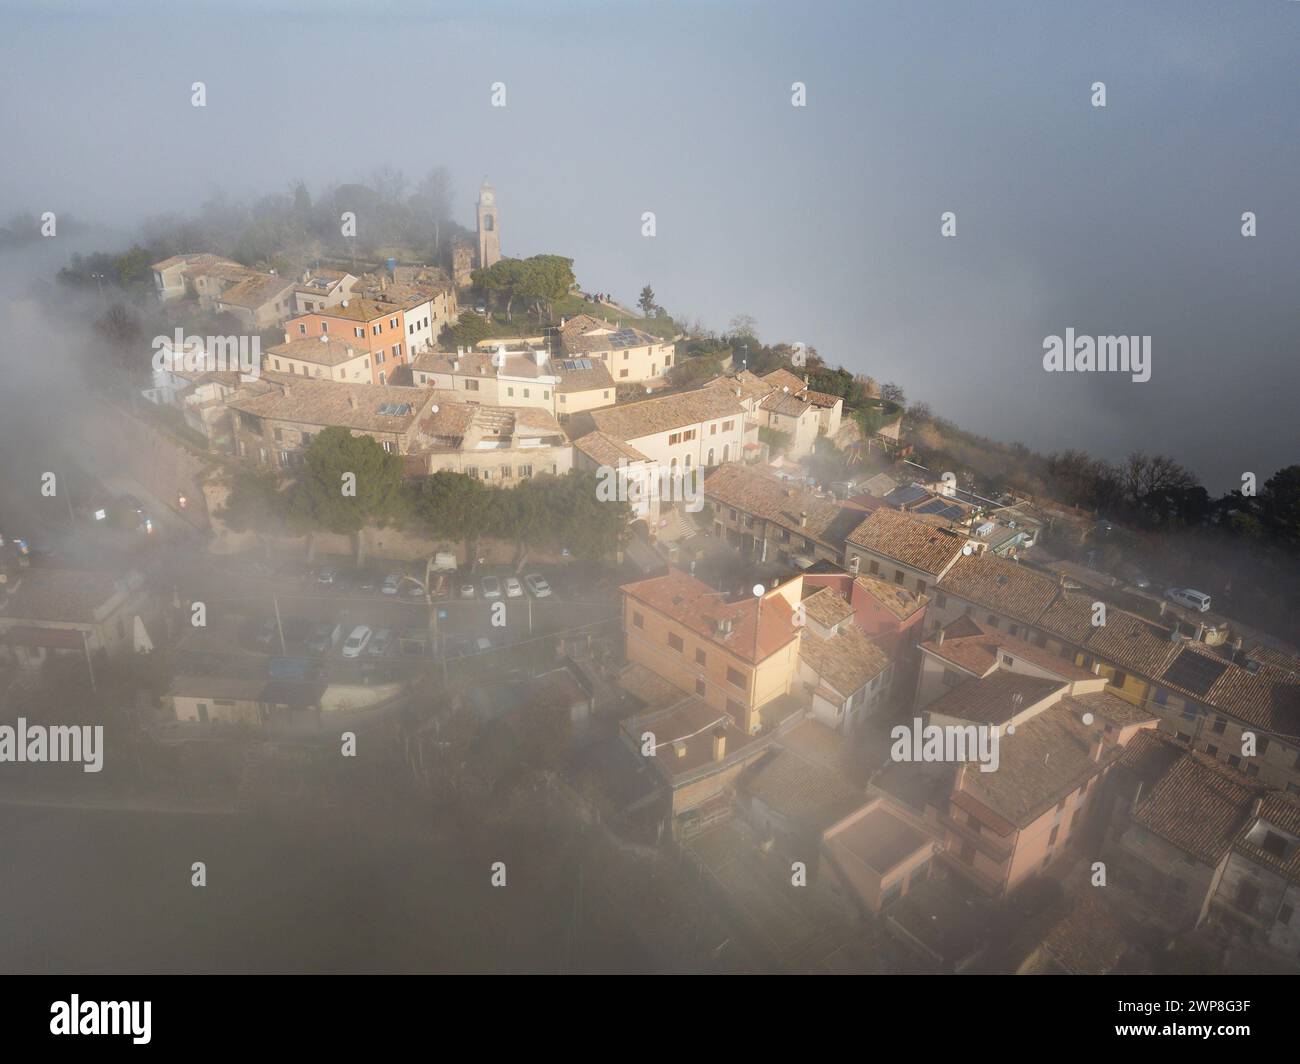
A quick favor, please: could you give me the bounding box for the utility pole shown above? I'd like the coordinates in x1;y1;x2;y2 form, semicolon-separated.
81;629;97;695
273;592;286;656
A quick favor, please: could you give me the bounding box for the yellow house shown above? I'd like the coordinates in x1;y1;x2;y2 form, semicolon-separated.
621;569;803;733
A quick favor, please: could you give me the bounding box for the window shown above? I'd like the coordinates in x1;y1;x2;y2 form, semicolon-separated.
1236;881;1260;914
354;327;364;338
519;465;532;478
321;321;329;332
523;389;530;398
987;615;999;628
726;698;746;725
274;359;281;370
667;632;684;652
1205;744;1219;757
894;570;905;586
695;679;706;696
1261;831;1288;858
619;369;628;378
869;560;879;575
1279;903;1294;926
298;323;307;335
633;611;644;629
942;669;963;689
1211;716;1227;735
1049;825;1060;846
1001;654;1014;668
381;441;394;453
390;317;399;329
695;648;706;666
1258;737;1270;755
726;666;745;689
464;379;479;391
722;420;734;431
500;466;511;479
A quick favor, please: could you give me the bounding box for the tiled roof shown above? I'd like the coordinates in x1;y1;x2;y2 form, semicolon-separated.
1127;737;1263;865
799;625;890;697
761;368;808;393
308;298;397;323
920;620;1097;681
704;371;774;403
937;553;1059;626
703;464;867;553
1233;792;1300;885
924;669;1064;726
226;372;431;433
798;388;842;409
621;569;799;665
411;350;549;380
572;431;651;466
265;337;366;367
962;702;1122;827
851;574;926;621
1059;690;1159;730
214;273;295;310
846;508;969;576
590;388;744;442
740;744;863;829
760;391;813;417
801;586;855;629
552;360;615;393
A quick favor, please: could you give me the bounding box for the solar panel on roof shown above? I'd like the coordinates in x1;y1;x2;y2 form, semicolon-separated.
1163;648;1229;697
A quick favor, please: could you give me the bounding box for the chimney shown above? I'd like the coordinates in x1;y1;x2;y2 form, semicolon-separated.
348;394;358;409
1090;732;1106;762
457;346;464;356
1194;623;1205;642
1159;601;1168;617
711;728;727;762
799;511;808;528
936;627;946;645
848;555;861;575
535;347;548;367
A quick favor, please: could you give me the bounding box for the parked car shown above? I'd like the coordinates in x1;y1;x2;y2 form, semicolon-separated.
342;625;373;658
1129;573;1152;590
1165;587;1212;613
459;580;477;599
316;567;341;585
306;622;344;654
481;576;502;599
382;574;402;595
524;573;551;598
504;576;523;598
357;570;382;592
403;578;426;598
367;627;395;657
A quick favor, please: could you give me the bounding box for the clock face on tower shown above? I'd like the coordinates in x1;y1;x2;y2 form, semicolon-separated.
479;189;495;207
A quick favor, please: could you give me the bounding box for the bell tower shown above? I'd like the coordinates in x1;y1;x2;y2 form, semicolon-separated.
476;179;501;269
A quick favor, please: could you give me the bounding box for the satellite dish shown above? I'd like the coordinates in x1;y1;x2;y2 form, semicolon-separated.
430;404;439;414
962;544;974;555
319;335;329;342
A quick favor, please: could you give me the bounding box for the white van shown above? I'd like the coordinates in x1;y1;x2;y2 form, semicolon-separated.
1165;588;1211;613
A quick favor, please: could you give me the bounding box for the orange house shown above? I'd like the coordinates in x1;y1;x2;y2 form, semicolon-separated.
285;297;409;385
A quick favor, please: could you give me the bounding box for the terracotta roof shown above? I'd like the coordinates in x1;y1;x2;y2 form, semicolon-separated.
761;368;808;393
1059;690;1159;730
1083;609;1178;679
801;586;855;629
704;371;774;403
152;252;241;272
214;273;295;310
938;553;1059;626
760;391;813;417
851;574;926;621
799;625;890;697
1156;642;1300;738
265;337;366;367
305;298;397;323
552;359;615;393
962;702;1122;827
846;508;969;576
226;373;432;433
1127;736;1263;865
925;669;1065;726
411;349;549;380
798;388;842;409
621;569;799;665
1233;792;1300;885
920;620;1097;681
590;388;744;443
704;464;867;553
572;431;651;466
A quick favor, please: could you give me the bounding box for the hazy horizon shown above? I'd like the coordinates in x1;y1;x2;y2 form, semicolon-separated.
3;0;1297;492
